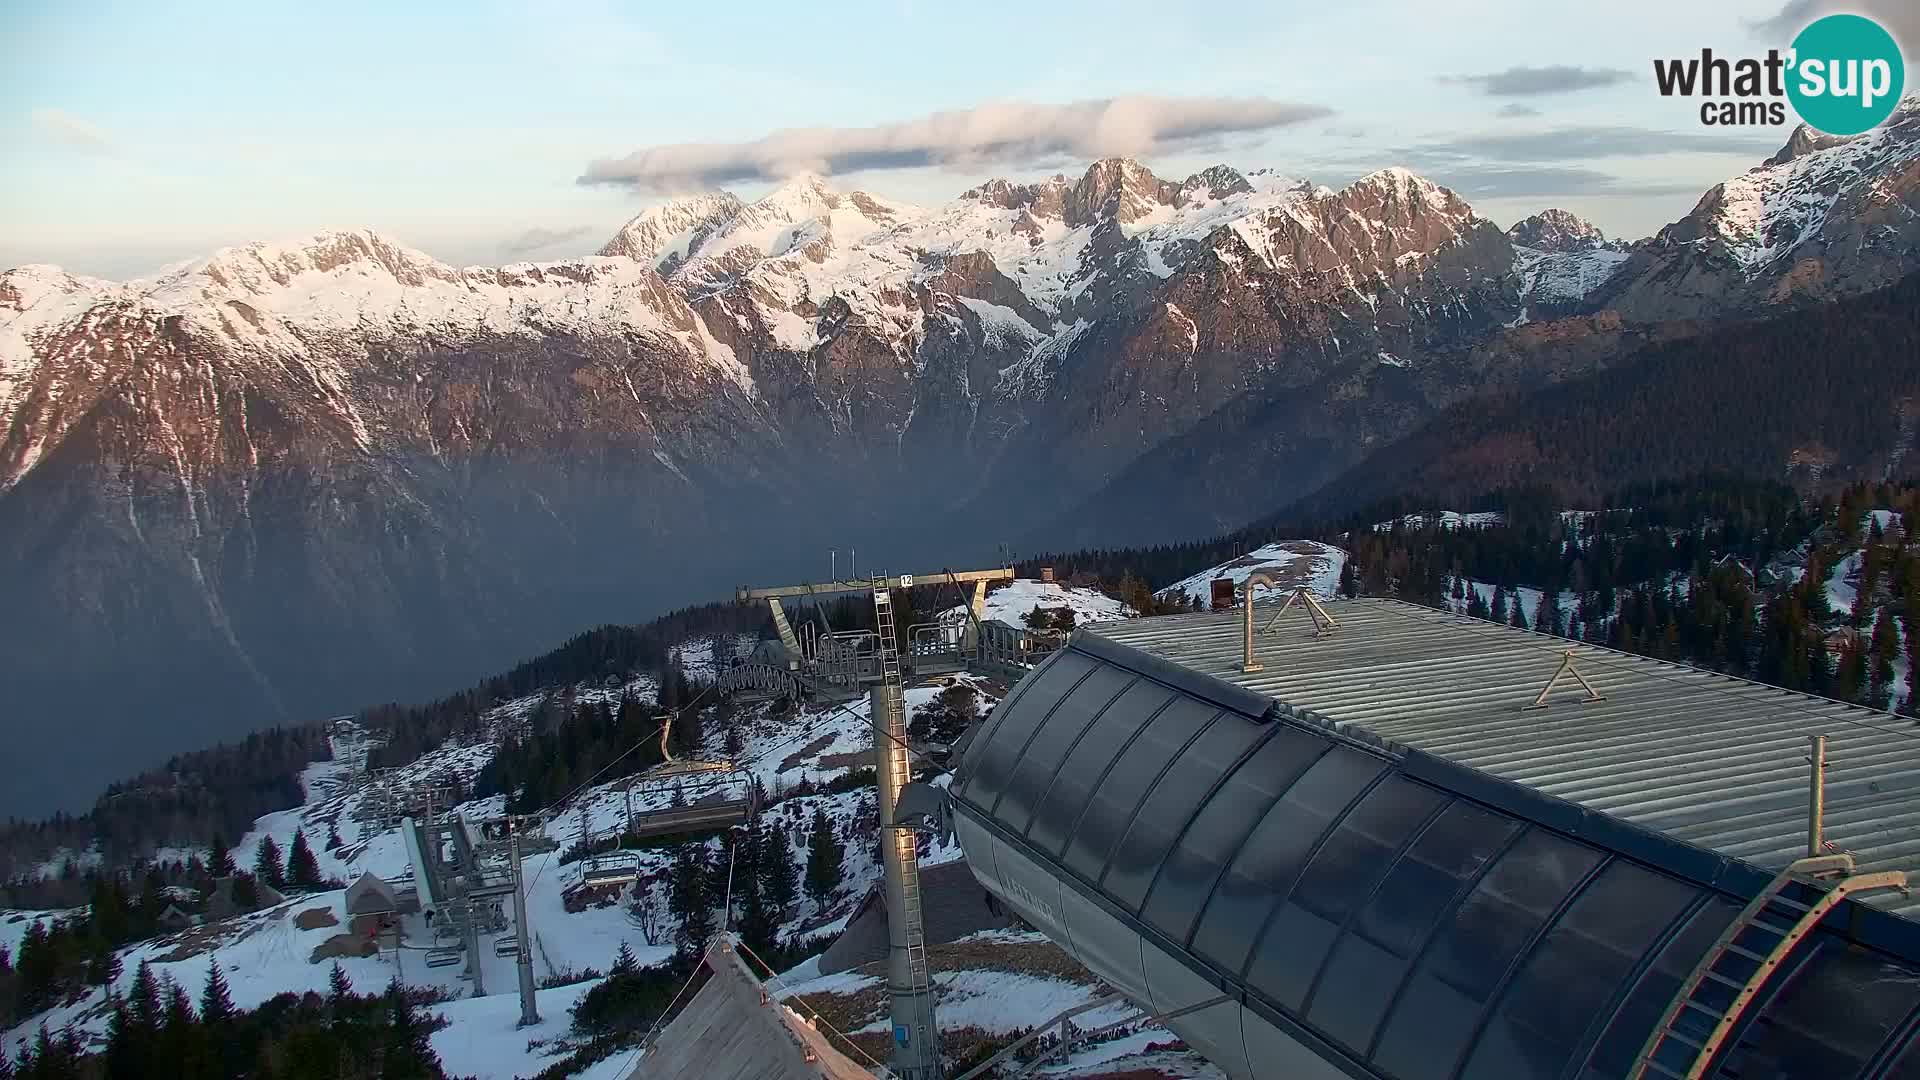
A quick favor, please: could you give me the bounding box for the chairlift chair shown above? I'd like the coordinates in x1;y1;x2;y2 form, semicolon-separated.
618;710;759;842
424;947;463;969
493;936;520;958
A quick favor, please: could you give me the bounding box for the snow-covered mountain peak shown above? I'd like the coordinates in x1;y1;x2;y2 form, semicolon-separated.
753;171;841;216
598;191;746;270
1343;166;1466;216
1506;208;1614;253
1065;157;1180;224
166;228;462;301
1660;96;1920;273
1178;164;1254;204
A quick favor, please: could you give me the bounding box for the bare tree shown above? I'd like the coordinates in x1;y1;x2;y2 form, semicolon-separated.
628;881;666;947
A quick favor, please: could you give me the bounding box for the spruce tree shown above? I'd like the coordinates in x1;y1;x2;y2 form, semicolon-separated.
208;834;236;879
761;823;798;915
104;1001;139;1080
1509;593;1530;631
1533;590;1560;637
159;980;199;1080
803;805;844;906
611;943;637;976
381;979;443;1080
285;829;323;889
254;836;285;889
667;842;711;958
1869;607;1898;710
325;823;345;852
199;963;234;1028
328;962;354;1008
128;961;161;1036
1338;558;1359;599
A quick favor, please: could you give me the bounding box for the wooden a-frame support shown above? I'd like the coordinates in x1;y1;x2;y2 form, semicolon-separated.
1257;585;1343;637
1524;648;1605;711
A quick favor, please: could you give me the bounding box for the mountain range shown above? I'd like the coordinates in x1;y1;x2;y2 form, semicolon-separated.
4;96;1919;816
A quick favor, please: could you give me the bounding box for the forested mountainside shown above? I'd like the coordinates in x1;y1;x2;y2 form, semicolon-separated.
1038;476;1920;709
1267;269;1920;524
6;104;1919;817
14;471;1920;904
0;600;769;897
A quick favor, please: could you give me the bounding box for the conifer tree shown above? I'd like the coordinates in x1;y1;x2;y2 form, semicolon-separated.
1465;586;1489;620
208;834;236;879
231;872;260;911
760;823;798;915
325;823;345;852
1533;590;1560;637
253;836;284;889
611;943;637;976
1869;607;1898;710
159;980;199;1080
803;805;845;906
128;961;161;1035
381;979;443;1080
103;1001;139;1080
199;963;234;1028
285;829;323;889
1338;558;1359;599
328;962;353;1008
667;841;711;958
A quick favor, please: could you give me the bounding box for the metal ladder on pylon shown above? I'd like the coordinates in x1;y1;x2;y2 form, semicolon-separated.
873;575;904;689
871;577;931;993
1630;852;1910;1080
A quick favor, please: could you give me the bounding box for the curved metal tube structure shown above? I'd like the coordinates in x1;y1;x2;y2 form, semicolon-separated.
950;634;1920;1080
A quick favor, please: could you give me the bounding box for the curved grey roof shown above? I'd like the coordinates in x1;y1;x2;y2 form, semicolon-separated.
1090;598;1920;919
951;627;1920;1080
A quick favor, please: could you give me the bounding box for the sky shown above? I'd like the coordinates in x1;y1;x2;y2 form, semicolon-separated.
1;0;1913;278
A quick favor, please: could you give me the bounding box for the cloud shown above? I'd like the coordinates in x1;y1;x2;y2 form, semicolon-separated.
1751;0;1918;57
578;95;1332;191
1407;125;1785;163
1497;103;1543;118
1443;65;1636;97
30;108;115;154
499;224;596;257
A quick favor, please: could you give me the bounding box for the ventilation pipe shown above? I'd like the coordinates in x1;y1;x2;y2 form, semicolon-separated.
1242;573;1276;673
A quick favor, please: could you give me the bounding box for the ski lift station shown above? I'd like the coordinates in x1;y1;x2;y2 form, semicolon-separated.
946;594;1920;1080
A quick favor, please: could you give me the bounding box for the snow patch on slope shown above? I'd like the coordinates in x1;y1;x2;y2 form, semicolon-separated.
1157;541;1348;605
941;579;1134;627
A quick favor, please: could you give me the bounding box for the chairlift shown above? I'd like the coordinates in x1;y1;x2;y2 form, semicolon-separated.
493;936;520;958
579;850;645;888
424;947;464;969
619;709;758;841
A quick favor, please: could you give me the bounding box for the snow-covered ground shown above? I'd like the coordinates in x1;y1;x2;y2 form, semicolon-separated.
1372;510;1505;531
427;978;633;1080
1157;541;1347;605
849;969;1136;1038
0;908;82;959
941;578;1133;628
667;633;759;680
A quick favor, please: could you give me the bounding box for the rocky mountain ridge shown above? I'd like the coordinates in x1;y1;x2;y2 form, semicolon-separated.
5;103;1920;815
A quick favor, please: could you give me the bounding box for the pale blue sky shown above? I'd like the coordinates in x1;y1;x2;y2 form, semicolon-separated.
0;0;1902;277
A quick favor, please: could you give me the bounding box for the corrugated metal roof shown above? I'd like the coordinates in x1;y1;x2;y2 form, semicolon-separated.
1087;597;1920;918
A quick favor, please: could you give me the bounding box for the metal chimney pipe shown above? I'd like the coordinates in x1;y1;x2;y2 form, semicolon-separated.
1243;573;1276;673
1808;734;1828;858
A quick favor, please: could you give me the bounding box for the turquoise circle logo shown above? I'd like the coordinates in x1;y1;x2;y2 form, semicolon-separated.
1786;14;1905;136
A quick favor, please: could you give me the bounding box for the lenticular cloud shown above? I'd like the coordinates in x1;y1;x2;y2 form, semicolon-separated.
578;95;1331;192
